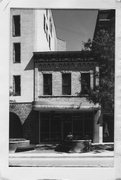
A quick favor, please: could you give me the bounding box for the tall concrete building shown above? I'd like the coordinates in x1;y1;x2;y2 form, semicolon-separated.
10;9;64;103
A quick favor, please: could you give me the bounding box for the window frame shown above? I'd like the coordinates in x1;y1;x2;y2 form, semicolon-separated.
12;15;21;37
13;42;21;63
43;73;52;95
13;75;21;96
81;72;91;95
62;73;71;95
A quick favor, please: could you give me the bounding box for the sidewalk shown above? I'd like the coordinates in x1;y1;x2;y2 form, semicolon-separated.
9;149;114;158
9;147;114;167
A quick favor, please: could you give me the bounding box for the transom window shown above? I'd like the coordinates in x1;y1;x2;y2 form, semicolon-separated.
81;73;90;94
62;73;71;95
43;74;52;95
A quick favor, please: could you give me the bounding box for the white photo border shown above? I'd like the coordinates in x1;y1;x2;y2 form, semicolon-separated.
0;0;121;179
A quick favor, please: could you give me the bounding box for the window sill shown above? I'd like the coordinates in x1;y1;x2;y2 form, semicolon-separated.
13;94;21;97
12;35;21;37
13;62;21;64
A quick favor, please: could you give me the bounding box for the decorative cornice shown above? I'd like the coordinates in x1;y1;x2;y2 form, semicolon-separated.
33;51;98;63
37;61;97;71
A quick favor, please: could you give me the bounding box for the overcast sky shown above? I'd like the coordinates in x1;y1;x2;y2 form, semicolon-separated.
52;9;98;51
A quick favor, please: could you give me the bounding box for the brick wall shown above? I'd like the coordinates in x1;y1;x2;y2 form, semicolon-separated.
9;103;39;144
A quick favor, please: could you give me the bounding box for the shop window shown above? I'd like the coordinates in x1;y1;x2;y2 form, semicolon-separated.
13;75;21;96
12;15;20;37
43;74;52;95
81;73;90;94
13;43;21;63
62;73;71;95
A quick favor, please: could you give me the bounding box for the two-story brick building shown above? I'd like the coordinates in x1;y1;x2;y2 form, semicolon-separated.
32;51;101;143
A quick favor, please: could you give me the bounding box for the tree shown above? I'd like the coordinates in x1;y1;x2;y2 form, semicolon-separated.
81;29;115;123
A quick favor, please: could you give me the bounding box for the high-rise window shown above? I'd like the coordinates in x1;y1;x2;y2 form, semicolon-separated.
12;15;20;37
13;75;21;96
81;73;90;94
62;73;71;95
13;43;21;63
43;74;52;95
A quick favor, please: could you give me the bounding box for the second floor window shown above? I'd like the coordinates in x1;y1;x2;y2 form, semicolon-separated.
12;15;21;37
43;74;52;95
81;73;90;94
13;75;21;96
62;73;71;95
13;43;21;63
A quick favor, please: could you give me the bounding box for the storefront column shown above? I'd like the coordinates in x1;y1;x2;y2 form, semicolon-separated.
93;110;100;143
93;109;103;143
99;125;103;143
90;70;94;89
95;66;99;87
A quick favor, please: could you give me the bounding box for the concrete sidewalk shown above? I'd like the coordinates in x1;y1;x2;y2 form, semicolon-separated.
9;150;114;167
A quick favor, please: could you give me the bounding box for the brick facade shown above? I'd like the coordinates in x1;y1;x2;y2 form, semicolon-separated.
9;103;39;143
32;51;101;143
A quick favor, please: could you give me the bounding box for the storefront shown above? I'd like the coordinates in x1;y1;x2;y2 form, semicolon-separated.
33;99;100;143
38;111;94;143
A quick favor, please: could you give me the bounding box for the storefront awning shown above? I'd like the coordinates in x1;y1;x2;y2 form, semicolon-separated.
33;100;100;111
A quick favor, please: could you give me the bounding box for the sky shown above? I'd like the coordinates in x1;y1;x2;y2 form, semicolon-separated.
52;9;98;51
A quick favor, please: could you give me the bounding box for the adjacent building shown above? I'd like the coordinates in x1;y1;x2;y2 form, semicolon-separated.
10;9;66;103
93;9;115;142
